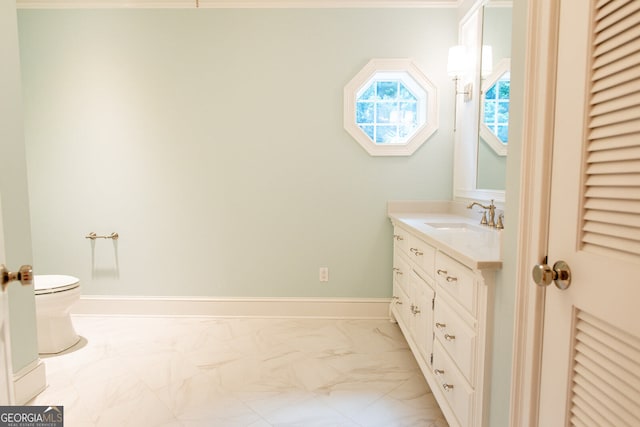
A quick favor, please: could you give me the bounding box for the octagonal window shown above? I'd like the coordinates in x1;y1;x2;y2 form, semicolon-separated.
480;58;510;157
344;59;438;156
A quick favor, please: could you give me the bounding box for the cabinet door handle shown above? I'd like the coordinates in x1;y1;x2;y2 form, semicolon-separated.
393;234;404;241
437;269;447;276
434;369;444;375
410;248;423;256
412;306;421;315
444;333;456;341
446;276;458;283
435;322;446;329
443;383;454;392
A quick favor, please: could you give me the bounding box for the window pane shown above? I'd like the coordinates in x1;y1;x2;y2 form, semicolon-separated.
360;84;376;101
498;101;509;124
484;102;496;123
377;81;398;100
497;125;508;143
498;80;510;99
359;125;374;141
399;83;417;101
376;102;398;124
376;125;398;143
399;102;417;125
485;84;497;100
399;124;416;139
356;102;374;124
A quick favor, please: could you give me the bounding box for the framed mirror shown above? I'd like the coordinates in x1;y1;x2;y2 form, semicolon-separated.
477;2;512;191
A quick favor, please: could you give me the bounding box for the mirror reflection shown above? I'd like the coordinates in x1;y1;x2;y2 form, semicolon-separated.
476;3;512;191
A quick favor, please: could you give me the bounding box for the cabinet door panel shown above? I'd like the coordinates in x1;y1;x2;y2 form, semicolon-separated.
409;271;434;364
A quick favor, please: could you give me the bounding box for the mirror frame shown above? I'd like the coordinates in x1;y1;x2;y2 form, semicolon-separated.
453;0;506;203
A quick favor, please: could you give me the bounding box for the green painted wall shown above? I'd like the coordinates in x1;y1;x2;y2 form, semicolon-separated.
18;8;457;298
0;0;38;374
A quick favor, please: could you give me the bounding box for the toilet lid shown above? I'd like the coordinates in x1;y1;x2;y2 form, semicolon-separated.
34;275;80;295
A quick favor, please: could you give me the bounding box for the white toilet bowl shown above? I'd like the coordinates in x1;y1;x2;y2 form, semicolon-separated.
34;275;81;354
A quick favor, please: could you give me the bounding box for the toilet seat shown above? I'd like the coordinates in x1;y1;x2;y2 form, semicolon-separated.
34;275;80;296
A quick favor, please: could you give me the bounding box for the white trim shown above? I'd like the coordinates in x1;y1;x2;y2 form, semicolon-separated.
12;359;46;405
72;296;392;319
16;0;459;9
508;0;560;426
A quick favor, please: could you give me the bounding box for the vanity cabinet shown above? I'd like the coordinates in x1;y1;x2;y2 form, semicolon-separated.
390;220;499;427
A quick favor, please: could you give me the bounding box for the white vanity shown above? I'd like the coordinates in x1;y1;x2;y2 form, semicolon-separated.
388;201;502;427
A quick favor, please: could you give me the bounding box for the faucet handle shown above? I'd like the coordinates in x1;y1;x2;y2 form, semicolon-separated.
480;211;488;225
496;213;504;229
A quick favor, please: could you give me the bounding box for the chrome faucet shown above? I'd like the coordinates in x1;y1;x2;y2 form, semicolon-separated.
467;199;497;227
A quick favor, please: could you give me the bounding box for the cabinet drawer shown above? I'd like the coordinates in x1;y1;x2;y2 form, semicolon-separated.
434;297;477;385
435;252;476;315
433;340;474;427
392;251;410;289
407;234;436;279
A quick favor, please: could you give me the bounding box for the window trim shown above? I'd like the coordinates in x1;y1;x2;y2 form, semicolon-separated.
344;58;439;156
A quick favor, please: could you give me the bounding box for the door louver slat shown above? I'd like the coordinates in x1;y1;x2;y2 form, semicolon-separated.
570;310;640;426
583;0;640;262
590;90;640;116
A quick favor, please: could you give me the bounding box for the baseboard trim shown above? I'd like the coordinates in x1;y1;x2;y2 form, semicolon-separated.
13;359;46;405
72;296;392;319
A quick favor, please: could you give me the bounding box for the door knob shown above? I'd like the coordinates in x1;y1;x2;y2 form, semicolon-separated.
0;264;34;291
532;260;571;290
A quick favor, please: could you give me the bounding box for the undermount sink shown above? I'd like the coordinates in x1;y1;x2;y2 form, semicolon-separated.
424;222;483;232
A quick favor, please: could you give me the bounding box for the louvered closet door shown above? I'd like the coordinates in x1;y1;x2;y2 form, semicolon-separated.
537;0;640;425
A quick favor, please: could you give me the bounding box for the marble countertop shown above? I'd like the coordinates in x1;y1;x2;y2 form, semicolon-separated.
388;209;503;270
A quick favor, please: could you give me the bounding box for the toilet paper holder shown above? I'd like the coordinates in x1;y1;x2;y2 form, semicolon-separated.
85;232;119;240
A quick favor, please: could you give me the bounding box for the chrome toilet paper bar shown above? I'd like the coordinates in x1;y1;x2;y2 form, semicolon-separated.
85;232;119;240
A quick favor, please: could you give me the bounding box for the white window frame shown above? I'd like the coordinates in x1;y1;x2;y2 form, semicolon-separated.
344;58;439;156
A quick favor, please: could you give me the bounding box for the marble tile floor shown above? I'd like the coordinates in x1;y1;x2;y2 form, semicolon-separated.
29;316;448;427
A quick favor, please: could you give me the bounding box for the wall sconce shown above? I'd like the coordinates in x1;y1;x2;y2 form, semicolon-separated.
447;45;472;131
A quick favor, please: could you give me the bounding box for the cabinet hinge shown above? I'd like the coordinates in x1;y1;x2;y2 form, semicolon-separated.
432;297;435;310
430;353;433;365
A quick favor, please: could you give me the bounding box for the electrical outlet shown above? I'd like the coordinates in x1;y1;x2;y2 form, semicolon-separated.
319;267;329;282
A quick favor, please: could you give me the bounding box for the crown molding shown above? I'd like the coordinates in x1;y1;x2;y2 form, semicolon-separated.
17;0;459;9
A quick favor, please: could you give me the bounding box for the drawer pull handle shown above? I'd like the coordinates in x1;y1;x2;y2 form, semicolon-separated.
443;383;454;392
409;248;423;256
446;276;458;283
434;369;444;375
393;267;399;272
396;270;403;276
435;322;446;329
412;306;421;315
393;234;404;241
444;333;456;341
437;269;447;276
395;300;403;305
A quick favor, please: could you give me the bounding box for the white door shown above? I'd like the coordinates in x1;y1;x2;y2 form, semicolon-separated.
537;0;640;425
0;196;15;404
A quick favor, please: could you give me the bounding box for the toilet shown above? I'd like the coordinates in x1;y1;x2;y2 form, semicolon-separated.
34;275;81;354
